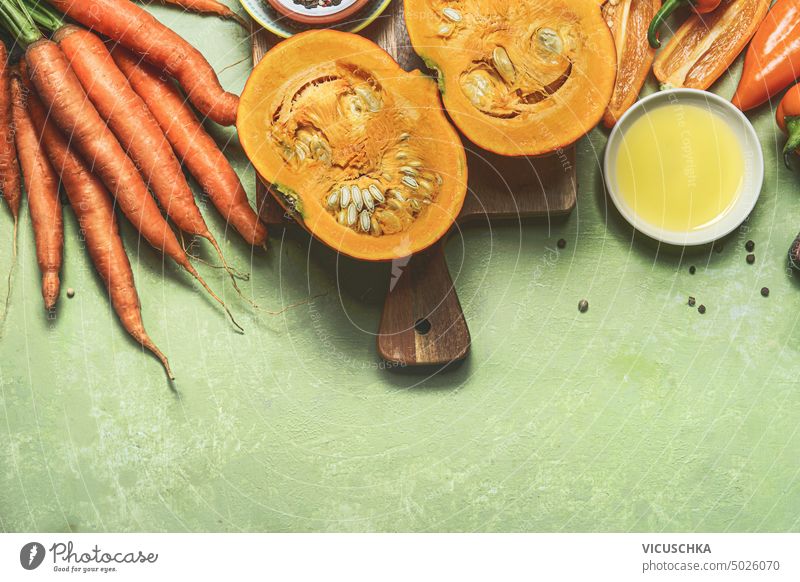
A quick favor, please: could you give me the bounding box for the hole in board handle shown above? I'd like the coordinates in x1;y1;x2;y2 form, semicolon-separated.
414;318;432;335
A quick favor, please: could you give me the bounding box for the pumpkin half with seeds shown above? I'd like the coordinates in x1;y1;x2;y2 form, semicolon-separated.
404;0;617;156
237;30;468;261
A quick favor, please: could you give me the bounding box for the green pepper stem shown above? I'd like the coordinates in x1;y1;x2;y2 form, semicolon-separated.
0;0;43;48
648;0;692;49
784;116;800;169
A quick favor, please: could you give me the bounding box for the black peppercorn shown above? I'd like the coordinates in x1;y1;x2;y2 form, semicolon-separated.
698;305;706;314
557;239;567;249
689;265;696;275
688;296;696;307
746;254;755;264
761;287;770;297
745;240;755;252
578;299;589;313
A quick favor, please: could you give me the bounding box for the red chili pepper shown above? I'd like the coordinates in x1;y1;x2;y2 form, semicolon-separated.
648;0;722;48
732;0;800;111
777;83;800;167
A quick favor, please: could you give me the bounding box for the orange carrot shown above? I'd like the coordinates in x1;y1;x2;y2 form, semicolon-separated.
24;38;240;329
0;40;21;222
112;46;267;247
10;69;63;310
46;0;239;126
142;0;246;26
22;65;173;379
56;26;239;282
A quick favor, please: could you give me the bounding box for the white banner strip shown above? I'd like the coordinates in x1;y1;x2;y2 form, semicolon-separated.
1;533;798;581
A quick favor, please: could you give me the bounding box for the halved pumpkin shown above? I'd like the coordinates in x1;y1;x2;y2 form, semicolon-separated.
404;0;617;156
237;30;468;261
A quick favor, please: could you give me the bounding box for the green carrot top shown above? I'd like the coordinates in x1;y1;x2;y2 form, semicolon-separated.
0;0;43;47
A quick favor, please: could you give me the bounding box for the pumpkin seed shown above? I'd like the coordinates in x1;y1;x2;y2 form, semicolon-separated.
362;188;375;210
492;46;516;84
408;160;423;167
381;172;393;181
437;24;454;37
462;70;494;108
359;210;371;232
327;190;339;208
349;98;364;116
381;211;402;234
369;184;385;203
443;7;461;22
312;142;330;162
371;217;382;236
295;144;307;161
388;199;404;211
337;210;347;225
538;28;562;54
395;151;408;160
355;86;381;112
418;178;433;193
392;190;406;202
434;173;443;185
399;132;410;141
352;187;364;211
400;166;418;176
409;199;421;213
347;203;357;226
340;185;351;208
402;176;419;189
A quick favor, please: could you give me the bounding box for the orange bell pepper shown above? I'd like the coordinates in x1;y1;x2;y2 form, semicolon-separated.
732;0;800;111
603;0;662;127
776;83;800;167
648;0;721;48
653;0;771;90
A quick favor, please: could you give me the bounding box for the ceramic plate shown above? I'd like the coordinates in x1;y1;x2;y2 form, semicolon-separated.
239;0;392;38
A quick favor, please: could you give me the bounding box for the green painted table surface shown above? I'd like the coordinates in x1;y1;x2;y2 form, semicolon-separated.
2;4;800;533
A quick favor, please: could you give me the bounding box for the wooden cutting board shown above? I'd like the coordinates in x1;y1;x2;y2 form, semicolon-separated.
251;0;577;367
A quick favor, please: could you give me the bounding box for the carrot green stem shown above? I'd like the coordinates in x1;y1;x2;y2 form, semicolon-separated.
648;0;691;48
784;116;800;169
0;0;43;47
23;0;63;33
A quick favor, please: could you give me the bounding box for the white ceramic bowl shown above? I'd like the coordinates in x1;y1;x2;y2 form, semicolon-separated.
604;89;764;246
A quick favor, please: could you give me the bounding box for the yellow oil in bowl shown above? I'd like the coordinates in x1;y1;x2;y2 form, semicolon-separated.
615;103;745;233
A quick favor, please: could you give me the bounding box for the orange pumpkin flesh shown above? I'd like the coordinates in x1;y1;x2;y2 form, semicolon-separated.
237;30;468;261
403;0;617;156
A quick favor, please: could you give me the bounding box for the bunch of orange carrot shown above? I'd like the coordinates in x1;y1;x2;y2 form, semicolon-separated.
0;0;267;380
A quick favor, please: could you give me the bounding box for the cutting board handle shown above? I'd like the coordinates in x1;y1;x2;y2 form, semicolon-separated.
377;241;471;367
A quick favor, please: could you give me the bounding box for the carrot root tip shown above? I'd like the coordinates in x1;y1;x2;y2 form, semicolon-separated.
42;272;61;311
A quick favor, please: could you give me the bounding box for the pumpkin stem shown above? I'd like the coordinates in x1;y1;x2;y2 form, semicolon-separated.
783;116;800;169
648;0;690;48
